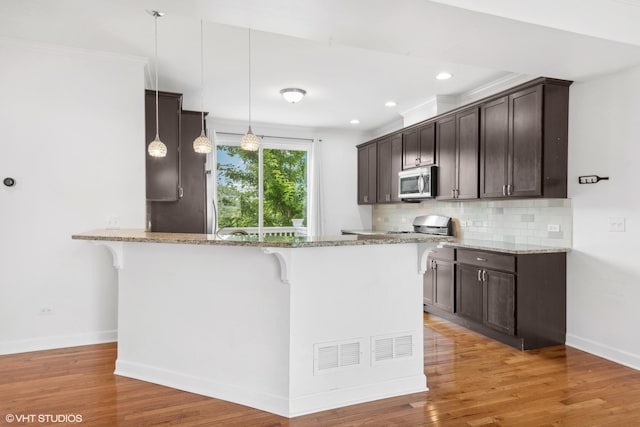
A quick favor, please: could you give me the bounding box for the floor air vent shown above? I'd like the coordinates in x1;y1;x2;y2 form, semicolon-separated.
372;332;415;365
314;339;363;375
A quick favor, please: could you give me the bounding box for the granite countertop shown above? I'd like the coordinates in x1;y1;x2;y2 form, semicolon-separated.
72;229;454;248
341;229;570;254
439;239;570;254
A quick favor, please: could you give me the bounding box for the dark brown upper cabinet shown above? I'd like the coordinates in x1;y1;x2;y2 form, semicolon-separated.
402;122;435;169
357;143;377;205
377;133;403;203
355;77;571;205
480;81;570;199
436;107;479;200
145;90;182;202
150;110;207;233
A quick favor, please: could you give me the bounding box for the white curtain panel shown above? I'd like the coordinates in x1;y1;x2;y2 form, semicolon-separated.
310;138;325;236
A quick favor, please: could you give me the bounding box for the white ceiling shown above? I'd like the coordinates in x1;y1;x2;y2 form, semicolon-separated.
2;0;640;132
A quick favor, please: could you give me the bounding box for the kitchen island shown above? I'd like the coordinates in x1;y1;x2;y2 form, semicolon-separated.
72;229;453;417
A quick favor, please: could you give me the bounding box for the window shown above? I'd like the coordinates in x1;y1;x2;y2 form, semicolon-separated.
212;134;311;236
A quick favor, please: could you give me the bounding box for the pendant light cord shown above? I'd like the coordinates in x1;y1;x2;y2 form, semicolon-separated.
154;13;160;139
200;20;205;133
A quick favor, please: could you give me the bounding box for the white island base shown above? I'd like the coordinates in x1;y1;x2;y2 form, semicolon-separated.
88;235;438;417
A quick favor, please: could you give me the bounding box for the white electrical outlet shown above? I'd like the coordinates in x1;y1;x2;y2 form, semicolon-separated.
547;224;561;232
106;215;120;229
608;217;626;232
39;306;54;315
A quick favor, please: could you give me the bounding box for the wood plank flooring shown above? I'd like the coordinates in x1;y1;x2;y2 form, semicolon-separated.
1;314;640;426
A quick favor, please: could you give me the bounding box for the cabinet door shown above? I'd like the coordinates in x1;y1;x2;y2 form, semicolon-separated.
389;133;403;202
376;134;402;204
423;260;435;306
402;129;419;169
436;114;456;200
418;122;435;166
483;269;516;335
433;259;455;313
377;138;392;203
480;96;509;198
456;264;483;323
145;91;181;201
357;144;377;204
509;85;542;197
456;107;479;200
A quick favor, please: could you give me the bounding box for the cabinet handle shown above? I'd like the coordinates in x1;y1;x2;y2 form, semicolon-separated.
364;195;368;203
455;189;460;198
433;261;437;270
482;270;487;281
502;184;507;196
476;257;487;262
477;269;482;281
507;184;513;196
415;158;420;166
451;189;455;198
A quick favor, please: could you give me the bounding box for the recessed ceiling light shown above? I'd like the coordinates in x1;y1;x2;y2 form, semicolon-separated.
350;119;360;124
436;72;452;80
385;101;397;107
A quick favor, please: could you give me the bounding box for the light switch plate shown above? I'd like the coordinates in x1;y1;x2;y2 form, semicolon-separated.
608;217;626;232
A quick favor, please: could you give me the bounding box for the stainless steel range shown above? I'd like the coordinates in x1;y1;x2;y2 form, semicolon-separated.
342;214;453;237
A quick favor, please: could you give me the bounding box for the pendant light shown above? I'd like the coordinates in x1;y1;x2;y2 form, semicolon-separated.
193;20;212;154
240;29;260;151
147;10;167;158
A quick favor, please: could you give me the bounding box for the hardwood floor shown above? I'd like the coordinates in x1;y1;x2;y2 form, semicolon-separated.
2;314;640;426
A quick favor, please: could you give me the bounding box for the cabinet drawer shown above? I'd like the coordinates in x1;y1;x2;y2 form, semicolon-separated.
428;247;455;261
457;249;515;272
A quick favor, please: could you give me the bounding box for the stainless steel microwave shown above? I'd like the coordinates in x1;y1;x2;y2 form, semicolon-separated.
398;166;437;199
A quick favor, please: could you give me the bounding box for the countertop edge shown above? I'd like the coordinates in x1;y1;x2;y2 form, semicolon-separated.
72;231;453;248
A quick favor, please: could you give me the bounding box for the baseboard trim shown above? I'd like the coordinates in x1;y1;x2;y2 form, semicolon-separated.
115;359;290;417
566;333;640;371
115;359;427;418
289;374;427;417
0;330;117;355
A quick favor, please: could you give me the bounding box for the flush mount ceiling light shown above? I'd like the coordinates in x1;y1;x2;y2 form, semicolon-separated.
350;119;360;124
279;88;306;104
192;20;212;154
147;10;167;158
436;72;453;80
385;101;397;107
240;29;260;151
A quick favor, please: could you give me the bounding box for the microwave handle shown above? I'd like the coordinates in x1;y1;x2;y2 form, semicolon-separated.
417;174;425;193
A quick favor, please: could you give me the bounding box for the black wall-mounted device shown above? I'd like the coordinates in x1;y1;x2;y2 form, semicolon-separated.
578;175;609;184
3;177;15;187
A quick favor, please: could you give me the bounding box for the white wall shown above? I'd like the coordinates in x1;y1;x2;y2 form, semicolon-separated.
566;65;640;369
0;39;146;354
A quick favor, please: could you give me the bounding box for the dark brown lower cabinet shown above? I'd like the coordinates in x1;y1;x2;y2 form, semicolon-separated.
424;248;455;313
483;269;515;335
455;263;483;322
425;247;566;350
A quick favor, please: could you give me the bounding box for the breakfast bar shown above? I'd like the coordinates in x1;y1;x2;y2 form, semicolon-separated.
72;230;453;417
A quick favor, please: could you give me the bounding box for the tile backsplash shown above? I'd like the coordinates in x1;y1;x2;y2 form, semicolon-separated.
373;199;572;248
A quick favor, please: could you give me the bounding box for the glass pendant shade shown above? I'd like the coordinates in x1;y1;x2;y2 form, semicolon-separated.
240;126;260;151
148;134;167;157
193;130;212;153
